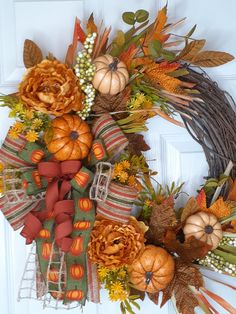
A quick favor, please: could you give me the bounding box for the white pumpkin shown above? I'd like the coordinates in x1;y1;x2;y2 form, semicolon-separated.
92;54;129;95
183;211;222;250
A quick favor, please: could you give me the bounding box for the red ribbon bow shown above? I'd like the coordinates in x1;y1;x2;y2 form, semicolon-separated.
21;160;81;252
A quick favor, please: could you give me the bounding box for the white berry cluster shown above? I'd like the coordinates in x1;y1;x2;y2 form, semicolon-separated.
74;32;97;119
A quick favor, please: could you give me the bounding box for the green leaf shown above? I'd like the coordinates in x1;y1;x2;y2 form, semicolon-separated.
135;9;149;23
128;295;140;301
186;24;197;38
122;12;135;25
168;69;189;77
124;300;135;314
161;49;176;61
115;30;126;46
130;300;141;310
213;248;236;265
148;39;162;57
120;302;126;314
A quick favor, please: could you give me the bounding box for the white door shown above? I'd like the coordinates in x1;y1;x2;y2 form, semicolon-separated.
0;0;236;313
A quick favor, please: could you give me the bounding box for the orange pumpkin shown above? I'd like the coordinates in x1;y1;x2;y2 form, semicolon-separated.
38;228;51;239
92;55;129;95
70;264;84;280
42;242;52;260
30;149;45;163
32;170;42;188
92;142;105;160
74;221;91;230
78;198;93;212
70;236;83;256
129;245;175;293
66;289;84;301
51;291;65;300
48;267;59;282
74;171;90;188
45;114;92;161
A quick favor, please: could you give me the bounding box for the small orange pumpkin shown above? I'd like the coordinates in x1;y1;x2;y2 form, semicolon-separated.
74;171;90;187
92;142;105;160
70;236;83;256
70;264;84;280
129;245;175;293
47;267;59;282
38;228;51;239
78;198;93;212
66;289;84;301
30;149;45;163
32;170;42;188
45;114;92;161
73;221;91;230
92;55;129;95
42;242;52;260
51;291;65;300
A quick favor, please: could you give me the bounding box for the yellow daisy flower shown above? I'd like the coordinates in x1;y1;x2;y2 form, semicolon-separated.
12;121;24;132
98;266;108;281
110;282;124;294
117;290;128;302
118;268;127;279
24;110;34;120
25;130;39;142
121;160;131;170
8;128;19;139
114;163;124;174
128;175;136;187
32;118;43;130
109;291;120;302
144;199;152;207
119;171;128;183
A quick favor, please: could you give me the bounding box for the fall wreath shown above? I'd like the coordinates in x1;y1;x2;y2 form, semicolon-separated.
0;6;236;314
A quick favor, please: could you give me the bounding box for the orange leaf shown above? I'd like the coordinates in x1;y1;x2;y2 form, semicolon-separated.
153;7;168;43
196;189;207;209
201;288;236;313
119;44;139;70
207;197;231;219
87;13;97;34
65;18;86;67
228;180;236;201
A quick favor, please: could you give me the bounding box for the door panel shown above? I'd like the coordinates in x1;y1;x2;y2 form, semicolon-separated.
0;0;236;313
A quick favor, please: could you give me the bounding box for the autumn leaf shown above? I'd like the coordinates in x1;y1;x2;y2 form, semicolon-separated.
65;18;86;67
23;39;43;68
130;287;145;301
119;44;139;70
163;231;212;262
87;13;97;34
161;259;204;314
205;197;231;219
191;51;234;67
147;203;177;243
196;189;207;209
181;197;201;222
92;87;131;119
148;292;159;305
177;39;206;61
126;134;150;156
228;180;236;201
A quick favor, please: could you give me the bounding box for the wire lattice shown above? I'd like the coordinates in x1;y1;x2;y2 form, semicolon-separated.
1;167;45;205
89;162;114;202
18;242;47;301
18;242;81;310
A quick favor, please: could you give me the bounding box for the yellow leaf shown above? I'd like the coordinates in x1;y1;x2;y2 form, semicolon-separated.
114;30;125;47
87;13;97;34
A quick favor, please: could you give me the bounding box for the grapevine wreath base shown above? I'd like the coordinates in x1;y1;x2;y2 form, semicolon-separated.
0;6;236;314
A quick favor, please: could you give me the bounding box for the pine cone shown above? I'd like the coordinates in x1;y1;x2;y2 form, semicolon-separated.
88;216;146;268
92;87;131;120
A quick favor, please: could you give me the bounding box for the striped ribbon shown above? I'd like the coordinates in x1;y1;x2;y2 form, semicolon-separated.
0;132;43;230
92;114;128;158
96;182;138;224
